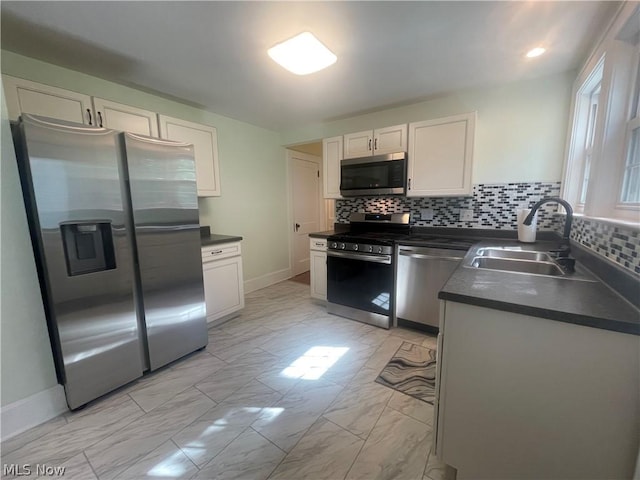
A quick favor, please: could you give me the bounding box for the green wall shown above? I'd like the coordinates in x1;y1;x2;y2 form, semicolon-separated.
1;89;60;406
1;50;290;283
281;71;575;184
0;50;290;409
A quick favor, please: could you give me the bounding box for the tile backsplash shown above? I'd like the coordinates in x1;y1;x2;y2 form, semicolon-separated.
335;181;640;276
569;216;640;275
336;182;562;230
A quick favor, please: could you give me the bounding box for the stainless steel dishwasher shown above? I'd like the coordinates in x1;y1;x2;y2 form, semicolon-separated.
395;245;466;331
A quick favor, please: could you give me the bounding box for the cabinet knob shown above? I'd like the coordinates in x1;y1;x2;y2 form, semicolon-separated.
211;250;223;255
374;138;378;150
98;111;103;128
408;178;412;190
368;138;372;151
86;109;92;125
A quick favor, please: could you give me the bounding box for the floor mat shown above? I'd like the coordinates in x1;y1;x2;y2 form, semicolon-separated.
375;341;436;404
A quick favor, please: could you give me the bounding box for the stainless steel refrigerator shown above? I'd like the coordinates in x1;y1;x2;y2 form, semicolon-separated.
13;114;207;409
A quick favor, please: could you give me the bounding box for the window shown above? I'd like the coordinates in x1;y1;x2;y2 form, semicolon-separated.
563;56;604;213
562;3;640;223
619;61;640;204
579;83;601;205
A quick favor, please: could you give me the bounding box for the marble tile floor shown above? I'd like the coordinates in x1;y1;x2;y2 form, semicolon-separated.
1;279;455;480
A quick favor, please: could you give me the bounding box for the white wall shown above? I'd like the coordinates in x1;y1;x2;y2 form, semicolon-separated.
0;86;59;408
281;71;575;184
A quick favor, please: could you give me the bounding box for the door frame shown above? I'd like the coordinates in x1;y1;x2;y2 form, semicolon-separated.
286;149;325;277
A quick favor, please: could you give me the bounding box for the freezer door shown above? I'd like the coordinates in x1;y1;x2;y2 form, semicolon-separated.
16;115;143;409
123;133;207;370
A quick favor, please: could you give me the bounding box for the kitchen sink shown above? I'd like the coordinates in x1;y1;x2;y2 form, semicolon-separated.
470;257;565;276
477;248;554;262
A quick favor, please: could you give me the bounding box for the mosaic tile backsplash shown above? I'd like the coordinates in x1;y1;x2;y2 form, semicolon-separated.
569;216;640;275
336;182;563;230
335;182;640;276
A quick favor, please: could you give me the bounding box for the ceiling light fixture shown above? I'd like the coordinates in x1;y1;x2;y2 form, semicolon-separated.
268;32;337;75
526;47;546;58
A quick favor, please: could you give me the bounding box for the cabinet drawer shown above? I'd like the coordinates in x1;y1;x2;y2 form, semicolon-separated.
309;238;327;251
202;242;241;262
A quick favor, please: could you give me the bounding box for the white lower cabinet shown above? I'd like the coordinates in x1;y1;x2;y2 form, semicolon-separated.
202;242;244;325
309;238;327;301
436;300;639;479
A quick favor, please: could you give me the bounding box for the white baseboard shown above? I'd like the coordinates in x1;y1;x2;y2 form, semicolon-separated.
1;385;68;441
244;268;292;294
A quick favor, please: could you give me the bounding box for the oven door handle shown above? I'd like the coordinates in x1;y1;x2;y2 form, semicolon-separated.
327;250;392;264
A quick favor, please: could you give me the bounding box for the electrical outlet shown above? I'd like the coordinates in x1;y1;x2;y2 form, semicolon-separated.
460;209;474;221
420;208;434;221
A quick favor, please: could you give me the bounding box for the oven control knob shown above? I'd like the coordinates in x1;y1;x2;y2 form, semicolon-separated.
368;245;373;253
331;242;337;249
377;246;383;254
353;244;359;251
340;243;346;250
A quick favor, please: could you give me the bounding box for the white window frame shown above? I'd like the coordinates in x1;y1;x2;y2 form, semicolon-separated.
562;3;640;224
562;57;604;214
617;56;640;207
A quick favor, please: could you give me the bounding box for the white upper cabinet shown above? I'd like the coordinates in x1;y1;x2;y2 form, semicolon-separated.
407;112;476;197
2;76;160;139
3;75;93;124
323;136;343;199
92;97;159;137
159;115;221;197
374;124;408;155
343;130;373;158
343;124;407;159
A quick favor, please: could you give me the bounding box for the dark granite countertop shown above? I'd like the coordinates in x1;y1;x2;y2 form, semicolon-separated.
439;240;640;336
201;234;243;246
308;230;338;239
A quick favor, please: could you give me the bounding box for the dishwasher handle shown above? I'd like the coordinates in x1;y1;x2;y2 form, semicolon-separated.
399;247;465;262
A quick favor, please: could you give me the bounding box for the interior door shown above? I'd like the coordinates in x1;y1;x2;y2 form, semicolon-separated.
289;150;322;276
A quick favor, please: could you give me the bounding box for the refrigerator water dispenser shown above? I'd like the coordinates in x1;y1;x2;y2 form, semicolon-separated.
61;222;116;276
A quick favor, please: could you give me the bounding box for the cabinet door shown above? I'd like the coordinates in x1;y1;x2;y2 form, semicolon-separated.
322;136;343;199
310;250;327;301
343;130;373;159
159;115;221;197
374;124;407;154
202;255;244;323
2;75;92;124
93;97;159;137
408;112;475;197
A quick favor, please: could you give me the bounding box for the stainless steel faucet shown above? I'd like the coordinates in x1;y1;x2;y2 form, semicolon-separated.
523;197;574;243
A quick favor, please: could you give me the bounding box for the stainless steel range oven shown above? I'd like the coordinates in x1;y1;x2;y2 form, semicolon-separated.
326;213;410;329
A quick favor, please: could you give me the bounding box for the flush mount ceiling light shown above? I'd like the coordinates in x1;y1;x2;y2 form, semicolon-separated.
526;47;546;58
268;32;337;75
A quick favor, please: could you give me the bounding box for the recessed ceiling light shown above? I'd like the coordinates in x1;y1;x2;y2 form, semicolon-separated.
526;47;546;58
268;32;337;75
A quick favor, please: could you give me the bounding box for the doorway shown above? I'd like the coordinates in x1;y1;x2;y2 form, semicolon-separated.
287;148;324;278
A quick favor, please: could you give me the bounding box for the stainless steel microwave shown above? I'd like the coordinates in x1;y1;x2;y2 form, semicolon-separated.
340;152;407;197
